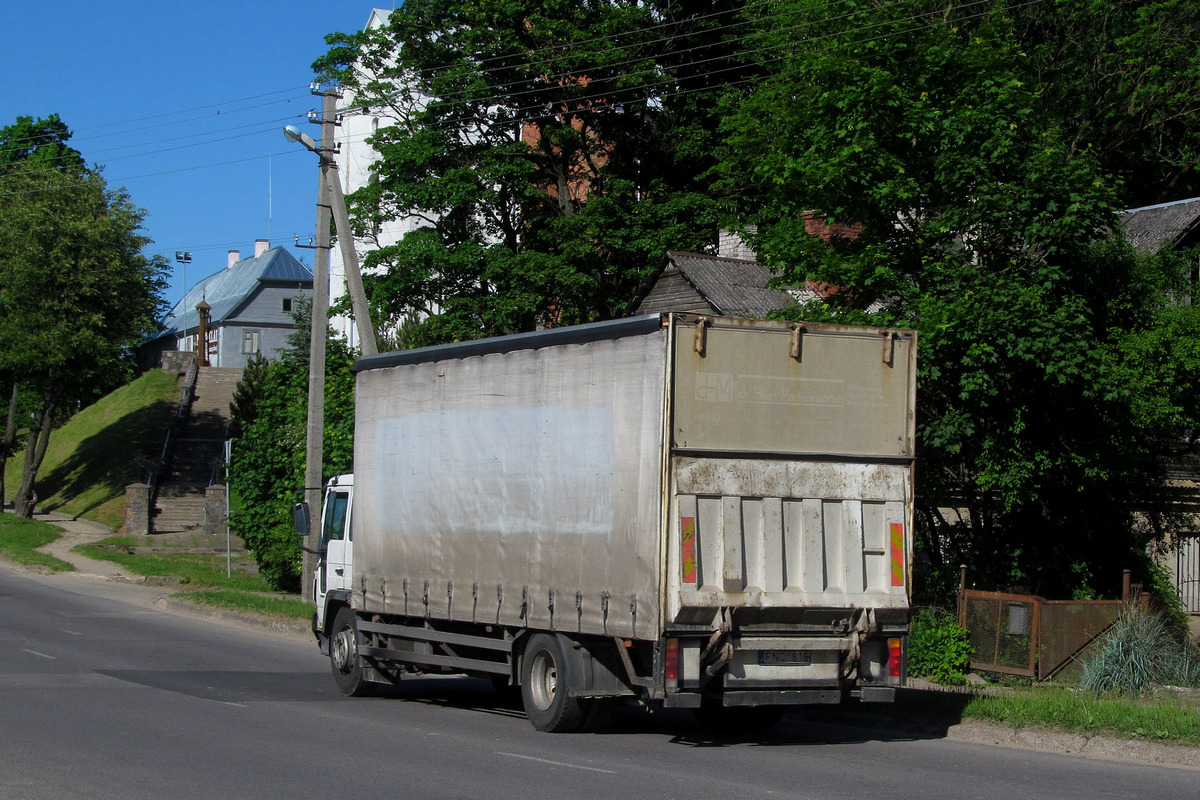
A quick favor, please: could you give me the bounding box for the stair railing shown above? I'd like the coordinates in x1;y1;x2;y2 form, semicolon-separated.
147;358;199;492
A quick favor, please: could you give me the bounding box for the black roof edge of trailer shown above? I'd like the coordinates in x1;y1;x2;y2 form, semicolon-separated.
351;314;666;373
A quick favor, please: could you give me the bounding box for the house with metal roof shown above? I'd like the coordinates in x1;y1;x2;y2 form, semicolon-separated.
1118;196;1200;254
140;241;313;370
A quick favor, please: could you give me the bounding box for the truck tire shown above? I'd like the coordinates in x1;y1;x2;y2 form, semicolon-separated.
520;633;586;732
330;607;376;697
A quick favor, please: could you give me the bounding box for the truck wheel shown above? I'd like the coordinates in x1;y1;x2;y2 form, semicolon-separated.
520;634;585;732
330;607;376;697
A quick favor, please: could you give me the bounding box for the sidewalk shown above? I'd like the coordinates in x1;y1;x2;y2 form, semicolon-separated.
6;508;139;581
2;506;311;642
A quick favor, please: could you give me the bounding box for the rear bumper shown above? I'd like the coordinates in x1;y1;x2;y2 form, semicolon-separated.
662;684;897;708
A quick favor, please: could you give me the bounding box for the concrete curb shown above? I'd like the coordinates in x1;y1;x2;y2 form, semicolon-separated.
946;719;1200;769
149;592;314;645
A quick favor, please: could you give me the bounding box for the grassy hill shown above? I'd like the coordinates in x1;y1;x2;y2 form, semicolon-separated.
3;370;181;529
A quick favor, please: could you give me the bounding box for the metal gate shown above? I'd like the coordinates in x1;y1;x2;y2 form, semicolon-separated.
959;590;1127;681
961;591;1038;677
1178;535;1200;614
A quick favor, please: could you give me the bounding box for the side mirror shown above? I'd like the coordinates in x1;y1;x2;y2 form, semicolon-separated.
292;501;311;538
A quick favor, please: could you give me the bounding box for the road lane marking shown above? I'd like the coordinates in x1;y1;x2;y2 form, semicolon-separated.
21;649;56;660
497;753;616;774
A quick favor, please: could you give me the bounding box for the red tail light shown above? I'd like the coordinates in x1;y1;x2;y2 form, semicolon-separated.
888;637;903;679
665;638;679;683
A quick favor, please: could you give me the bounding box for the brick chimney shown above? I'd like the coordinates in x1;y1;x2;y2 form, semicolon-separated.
227;250;240;269
718;228;757;261
254;238;269;257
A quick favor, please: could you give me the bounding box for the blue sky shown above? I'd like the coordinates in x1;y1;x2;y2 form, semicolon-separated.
4;2;390;310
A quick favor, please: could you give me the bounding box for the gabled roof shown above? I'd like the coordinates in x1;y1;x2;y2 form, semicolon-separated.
156;247;312;338
1119;197;1200;254
655;251;816;317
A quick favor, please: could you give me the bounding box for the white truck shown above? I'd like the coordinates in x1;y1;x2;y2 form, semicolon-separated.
299;313;916;731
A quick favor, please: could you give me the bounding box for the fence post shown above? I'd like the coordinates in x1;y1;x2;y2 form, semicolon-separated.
1122;569;1131;603
125;483;150;536
957;564;969;627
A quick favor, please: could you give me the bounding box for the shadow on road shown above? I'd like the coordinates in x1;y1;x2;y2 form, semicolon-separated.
98;663;970;746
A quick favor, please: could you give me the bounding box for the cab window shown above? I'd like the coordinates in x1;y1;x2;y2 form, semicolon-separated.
322;491;350;543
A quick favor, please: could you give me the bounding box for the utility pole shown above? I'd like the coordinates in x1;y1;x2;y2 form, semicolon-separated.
300;86;337;602
326;168;377;355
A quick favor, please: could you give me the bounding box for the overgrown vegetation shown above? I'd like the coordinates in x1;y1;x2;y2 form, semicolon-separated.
718;1;1200;603
1081;606;1200;695
227;304;355;592
0;514;73;572
907;608;973;686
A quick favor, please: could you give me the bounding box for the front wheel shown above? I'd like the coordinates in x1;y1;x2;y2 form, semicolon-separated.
330;607;376;697
520;633;585;732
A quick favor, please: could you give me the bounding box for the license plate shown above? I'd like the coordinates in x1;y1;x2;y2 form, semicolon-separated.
758;649;812;666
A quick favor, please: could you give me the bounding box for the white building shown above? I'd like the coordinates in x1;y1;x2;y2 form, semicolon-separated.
328;7;431;348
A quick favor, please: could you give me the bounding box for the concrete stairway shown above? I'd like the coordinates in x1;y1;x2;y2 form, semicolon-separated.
152;367;243;533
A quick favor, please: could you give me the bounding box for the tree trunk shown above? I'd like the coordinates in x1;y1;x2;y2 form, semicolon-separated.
13;384;60;519
1;382;17;509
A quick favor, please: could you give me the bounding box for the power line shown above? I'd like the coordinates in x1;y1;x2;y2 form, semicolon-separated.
0;0;1042;204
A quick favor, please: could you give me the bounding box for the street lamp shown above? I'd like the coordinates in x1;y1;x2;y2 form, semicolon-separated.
282;123;376;355
283;125;320;154
285;96;336;604
282;91;377;602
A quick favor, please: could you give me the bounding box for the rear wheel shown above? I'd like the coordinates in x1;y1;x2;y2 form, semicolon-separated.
330;607;376;697
520;634;585;732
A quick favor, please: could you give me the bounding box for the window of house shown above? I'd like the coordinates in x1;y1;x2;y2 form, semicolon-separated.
282;298;293;313
242;329;261;354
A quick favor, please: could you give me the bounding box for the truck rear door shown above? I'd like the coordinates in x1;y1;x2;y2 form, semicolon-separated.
666;317;916;620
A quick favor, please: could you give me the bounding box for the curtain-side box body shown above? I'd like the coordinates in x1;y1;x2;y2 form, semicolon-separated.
350;314;916;641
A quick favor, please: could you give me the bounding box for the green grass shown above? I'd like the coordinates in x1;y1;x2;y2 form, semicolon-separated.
73;536;266;590
179;590;313;620
74;535;311;620
963;687;1200;745
0;514;74;572
3;369;180;529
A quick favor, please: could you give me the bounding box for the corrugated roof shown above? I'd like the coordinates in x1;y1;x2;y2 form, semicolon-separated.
1119;197;1200;254
664;251;815;317
156;247;312;338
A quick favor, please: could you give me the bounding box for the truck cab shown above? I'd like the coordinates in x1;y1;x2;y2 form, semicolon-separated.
313;475;354;632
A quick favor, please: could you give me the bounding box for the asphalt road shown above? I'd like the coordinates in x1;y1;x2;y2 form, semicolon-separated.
1;567;1195;800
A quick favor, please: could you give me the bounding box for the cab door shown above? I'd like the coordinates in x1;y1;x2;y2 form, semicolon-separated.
319;486;353;599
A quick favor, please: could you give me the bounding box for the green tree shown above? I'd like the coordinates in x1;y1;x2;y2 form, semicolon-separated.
0;162;167;517
0;113;85;173
718;1;1200;599
1013;0;1200;208
316;0;751;342
0;114;88;506
228;303;355;591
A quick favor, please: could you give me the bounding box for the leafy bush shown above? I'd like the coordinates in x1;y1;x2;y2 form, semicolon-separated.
227;304;356;592
907;607;973;685
1081;605;1200;695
